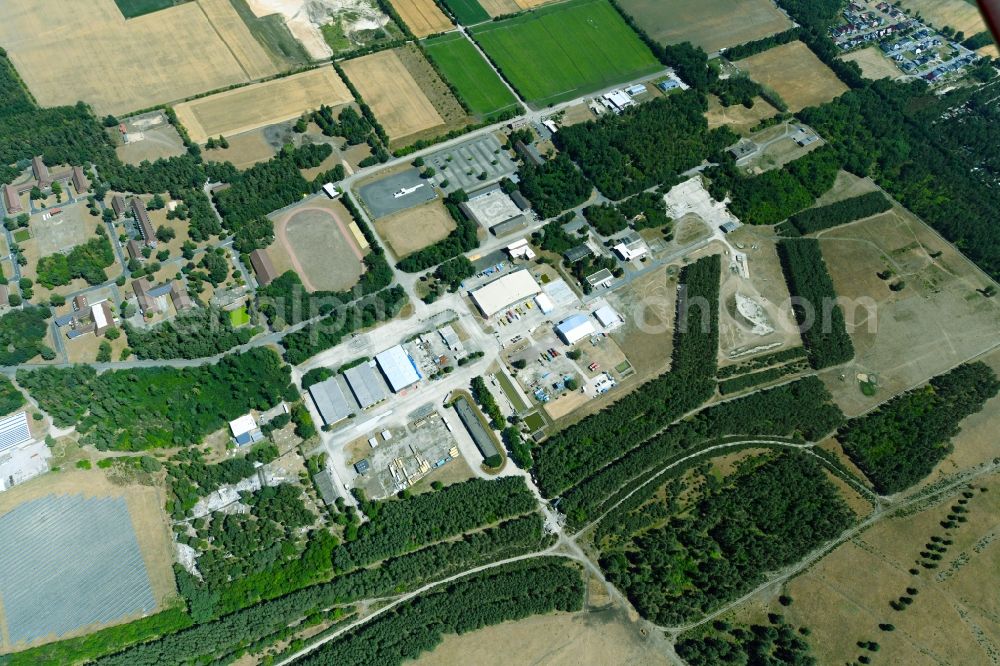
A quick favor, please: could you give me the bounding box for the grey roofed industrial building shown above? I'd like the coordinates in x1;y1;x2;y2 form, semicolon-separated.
586;268;615;289
720;221;740;233
454;396;499;460
509;190;530;211
375;345;421;393
564;244;593;263
344;361;389;409
354;459;370;474
309;376;356;425
460;186;526;233
491;215;528;236
514;140;544;166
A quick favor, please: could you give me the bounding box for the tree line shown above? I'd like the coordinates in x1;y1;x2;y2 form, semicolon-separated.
292;558;584;666
785;191;892;236
16;348;295;450
717;359;808;395
558;376;846;527
600;452;853;625
677;617;815;665
838;362;999;494
717;346;807;379
532;254;721;498
777;238;855;369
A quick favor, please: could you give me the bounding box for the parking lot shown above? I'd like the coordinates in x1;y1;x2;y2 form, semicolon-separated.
424;133;517;193
357;168;437;219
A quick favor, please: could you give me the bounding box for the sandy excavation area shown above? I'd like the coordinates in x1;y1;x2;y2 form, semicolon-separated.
248;0;391;59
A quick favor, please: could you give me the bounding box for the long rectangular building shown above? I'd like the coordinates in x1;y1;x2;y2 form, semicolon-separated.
375;345;421;393
469;269;541;318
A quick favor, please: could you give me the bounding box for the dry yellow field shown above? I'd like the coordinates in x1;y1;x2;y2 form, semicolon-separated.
374;200;456;257
174;68;354;143
389;0;453;37
197;0;280;79
705;94;779;134
898;0;990;37
735;41;849;112
841;46;904;80
341;49;445;141
479;0;520;16
0;0;270;115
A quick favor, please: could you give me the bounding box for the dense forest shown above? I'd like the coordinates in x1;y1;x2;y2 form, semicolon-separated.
786;191;892;235
0;306;53;364
799;78;1000;279
838;362;999;493
777;239;855;369
533;254;720;498
16;348;294;450
335;477;537;571
600;452;854;624
281;285;407;365
707;146;841;225
0;375;25;416
166;443;279;518
618;191;671;230
555;92;736;200
292;558;584;666
517;154;592;219
124;307;254;359
35;231;116;287
558;376;845;526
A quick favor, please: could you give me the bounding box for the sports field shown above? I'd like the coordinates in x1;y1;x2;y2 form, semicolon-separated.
341;48;447;142
441;0;489;24
471;0;661;107
735;41;849;112
0;0;276;115
389;0;453;36
424;33;519;116
270;197;365;292
618;0;793;53
173;68;354;143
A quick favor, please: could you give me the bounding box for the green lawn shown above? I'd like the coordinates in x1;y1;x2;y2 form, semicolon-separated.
13;229;30;243
471;0;662;107
229;306;251;327
441;0;490;25
113;0;185;18
424;33;519;117
495;369;529;412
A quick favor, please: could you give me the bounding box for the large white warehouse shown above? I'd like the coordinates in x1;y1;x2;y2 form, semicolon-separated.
555;314;596;345
469;269;541;318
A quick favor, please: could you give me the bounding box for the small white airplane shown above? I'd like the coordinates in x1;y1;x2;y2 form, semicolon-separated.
392;184;425;198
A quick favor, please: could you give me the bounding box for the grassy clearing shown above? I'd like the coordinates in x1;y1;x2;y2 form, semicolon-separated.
471;0;661;107
423;33;518;116
441;0;490;24
228;0;311;65
496;370;528;412
113;0;184;18
229;305;250;327
12;229;30;243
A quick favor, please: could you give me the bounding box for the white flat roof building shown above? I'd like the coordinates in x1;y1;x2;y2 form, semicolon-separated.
229;414;257;439
375;345;421;393
470;269;541;317
555;314;597;345
594;305;623;329
534;293;554;314
506;238;535;260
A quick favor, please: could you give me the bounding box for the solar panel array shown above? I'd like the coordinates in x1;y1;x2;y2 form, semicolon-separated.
0;494;156;647
0;411;31;454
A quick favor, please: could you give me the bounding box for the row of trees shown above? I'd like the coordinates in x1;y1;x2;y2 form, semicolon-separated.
294;558;584;666
601;452;854;624
124;307;254;359
555;92;736;200
35;230;116;287
470;376;504;429
838;362;1000;494
16;348;295;450
777;238;855;369
557;376;846;526
717;359;808;395
722;27;802;60
677;618;815;665
532;254;721;497
717;346;807;379
334;477;537;571
786;191;892;235
281;285;407;365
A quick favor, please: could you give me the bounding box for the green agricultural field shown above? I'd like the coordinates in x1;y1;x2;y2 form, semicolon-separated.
471;0;661;107
113;0;185;18
441;0;490;25
424;33;519;117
